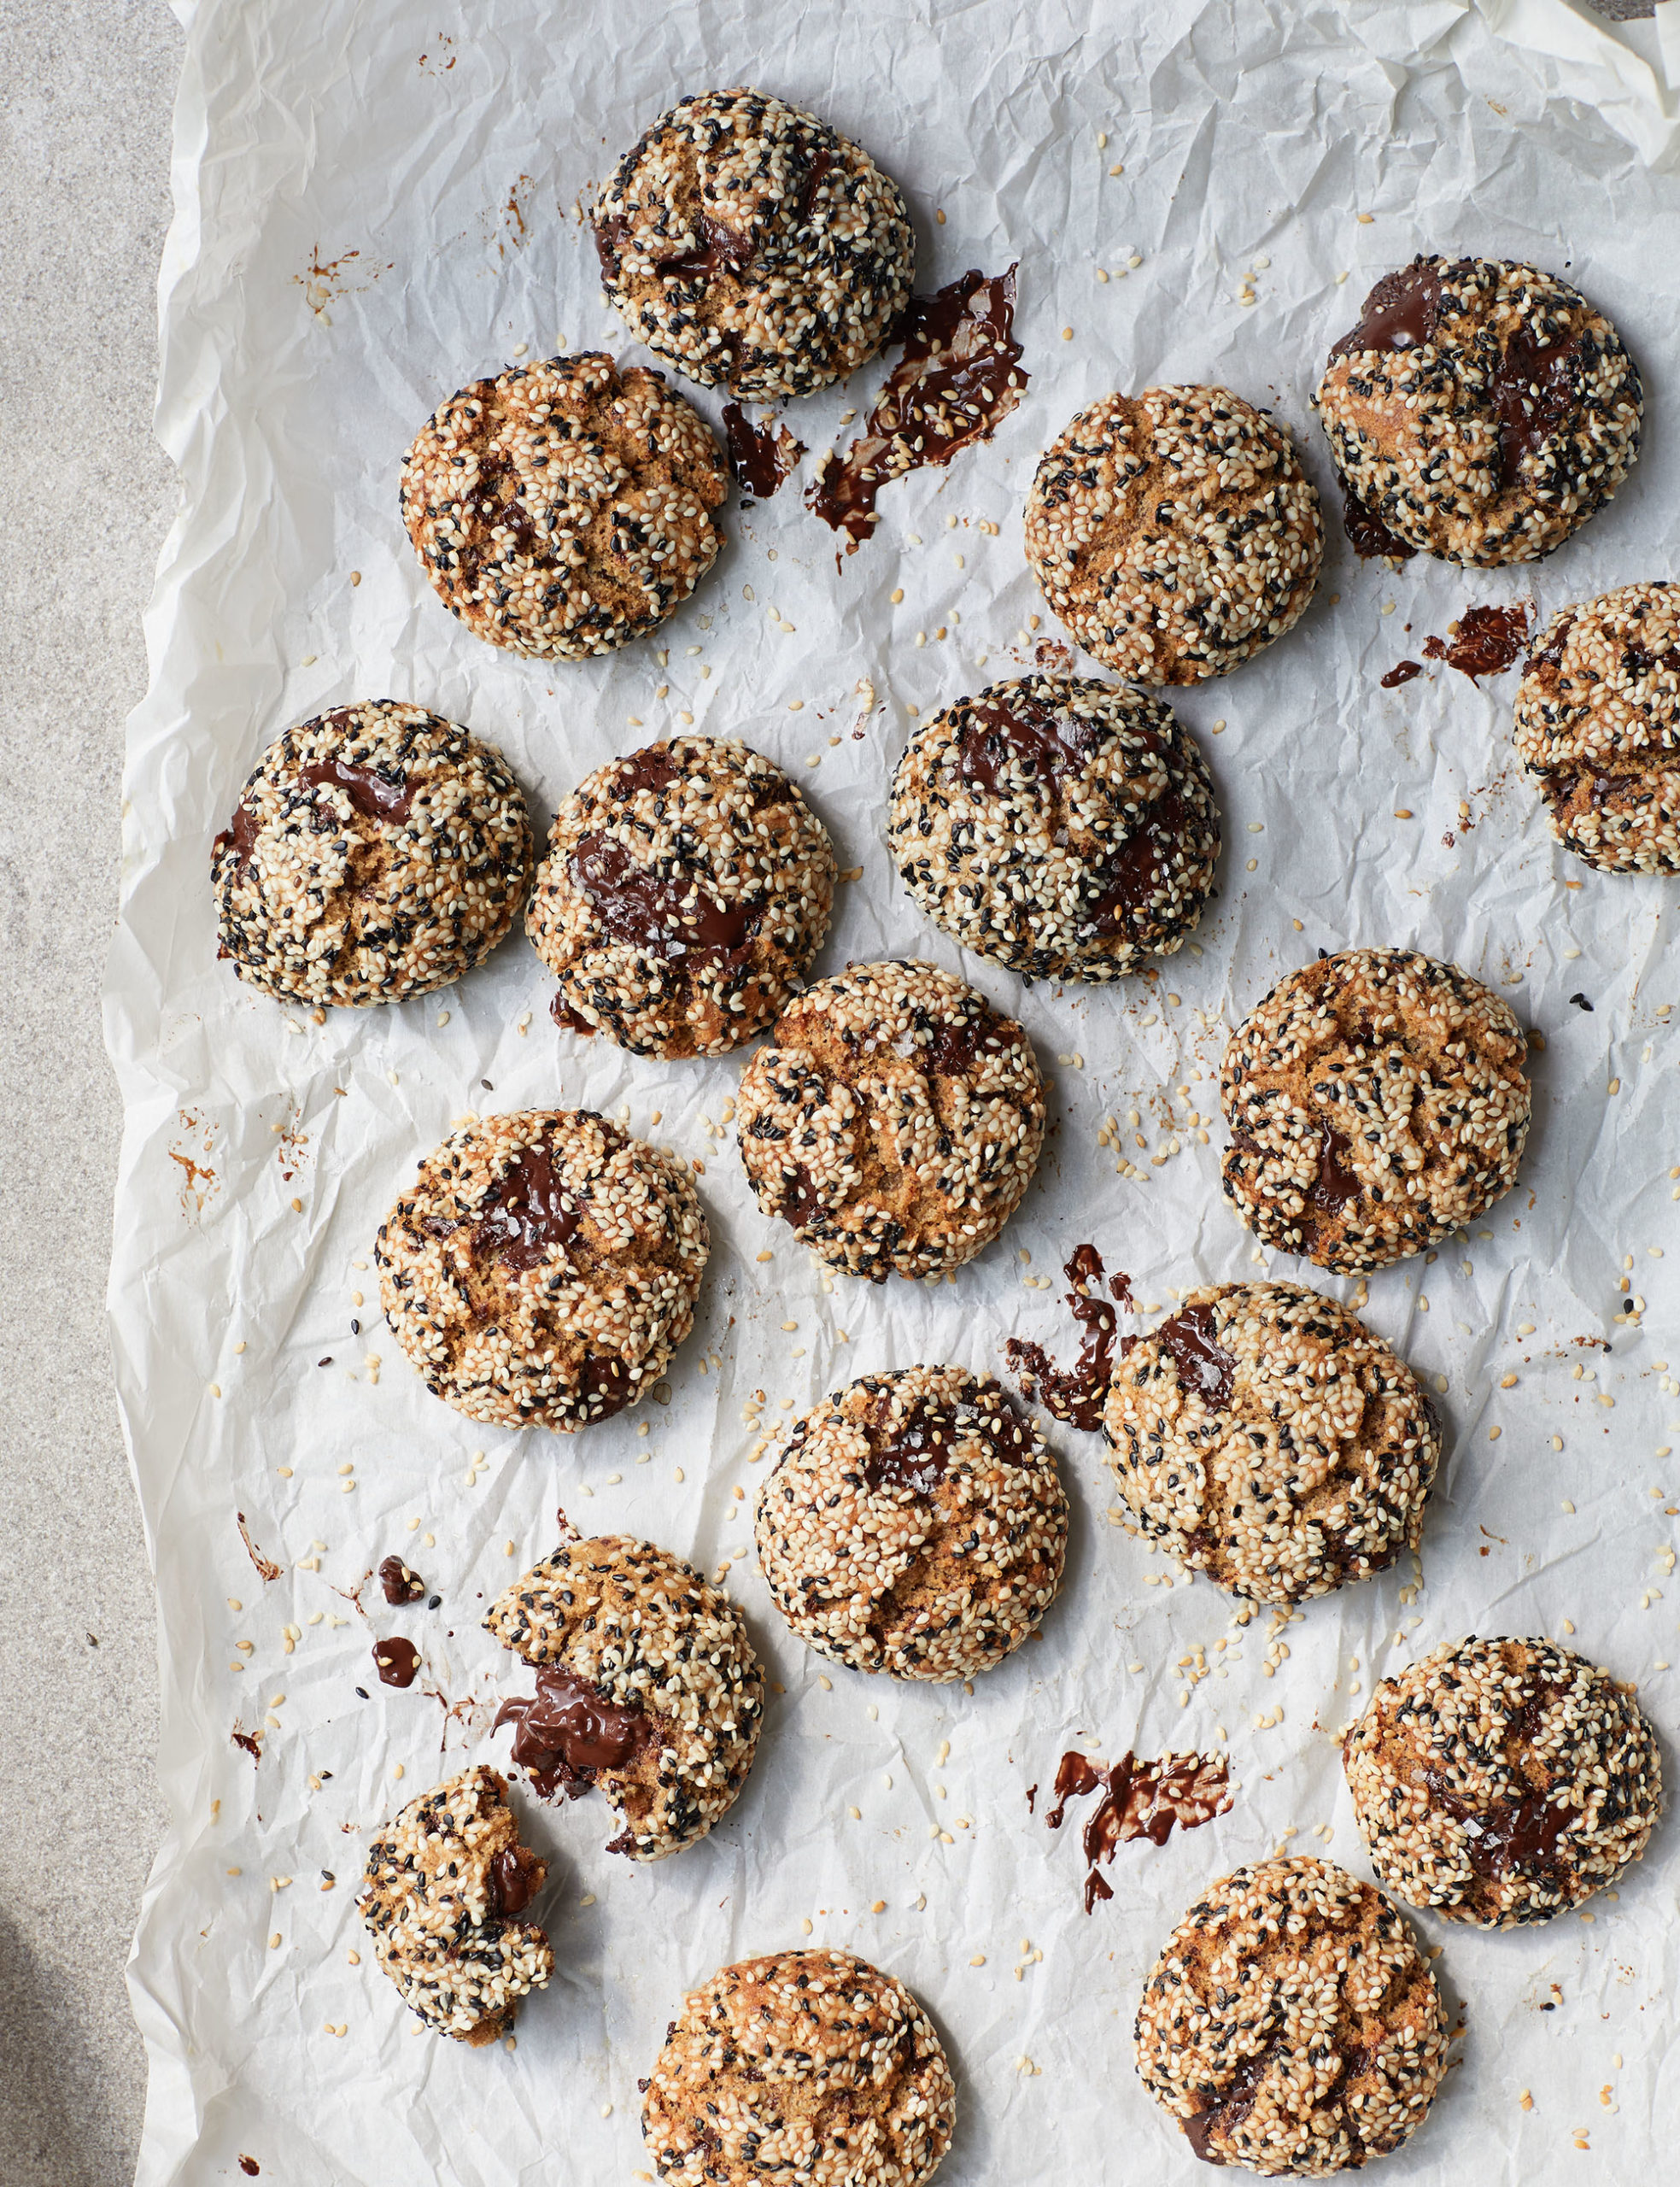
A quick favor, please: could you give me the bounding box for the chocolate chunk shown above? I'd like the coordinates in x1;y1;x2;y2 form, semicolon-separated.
1490;326;1582;483
378;1555;425;1605
1004;1242;1121;1432
297;755;417;824
373;1636;422;1689
1309;1124;1362;1216
722;403;805;499
494;1662;653;1801
489;1844;542;1917
473;1142;586;1273
1422;603;1532;682
956;689;1098;796
1154;1300;1236;1409
569;833;754;961
1380;660;1424;689
1339;484;1416;562
1330;258;1443;361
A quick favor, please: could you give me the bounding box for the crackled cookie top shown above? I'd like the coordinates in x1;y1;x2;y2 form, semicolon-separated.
1023;385;1323;685
529;736;835;1057
400;352;727;658
1103;1282;1440;1606
1344;1636;1662;1930
642;1948;956;2187
756;1365;1067;1682
376;1109;708;1431
357;1766;552;2045
211;700;531;1006
735;959;1045;1281
1513;582;1680;872
1220;948;1531;1274
485;1533;763;1862
594;87;914;402
1317;255;1642;567
1135;1856;1449;2178
887;675;1219;980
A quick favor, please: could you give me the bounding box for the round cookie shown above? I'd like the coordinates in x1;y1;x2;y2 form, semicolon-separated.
642;1947;955;2187
594;87;914;402
1513;582;1680;872
887;675;1220;980
529;735;836;1058
1135;1856;1449;2177
1023;386;1323;685
734;959;1045;1281
400;352;727;659
1103;1282;1441;1606
1343;1635;1663;1929
755;1365;1067;1681
1316;254;1642;566
211;700;531;1006
376;1109;707;1431
357;1765;553;2045
485;1533;763;1862
1220;947;1531;1274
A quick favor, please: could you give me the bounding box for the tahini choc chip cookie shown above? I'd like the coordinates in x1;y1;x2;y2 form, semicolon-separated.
1513;581;1680;872
1135;1856;1449;2176
211;700;531;1006
641;1947;956;2187
1343;1635;1663;1929
376;1109;707;1431
887;674;1220;980
1220;947;1531;1274
357;1765;552;2045
594;88;914;401
400;352;727;659
734;959;1045;1281
1023;385;1323;685
1103;1281;1441;1606
529;735;836;1058
754;1365;1068;1681
486;1533;763;1862
1316;254;1642;567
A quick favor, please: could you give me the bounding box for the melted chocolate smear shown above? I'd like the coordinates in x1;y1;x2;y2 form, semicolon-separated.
550;991;597;1036
489;1844;542;1918
1004;1243;1119;1432
916;1011;1003;1077
1155;1301;1236;1410
612;748;682;801
373;1636;421;1689
231;1730;261;1762
1422;602;1533;683
578;1352;633;1423
214;800;260;872
1184;2051;1268;2167
722;403;805;499
1624;639;1680;680
1340;484;1417;563
495;1663;652;1801
1329;258;1443;361
474;1143;585;1273
1310;1124;1362;1215
1084;1868;1114;1914
1045;1746;1232;1914
1380;659;1424;689
1422;1766;1571;1879
863;1390;1029;1496
378;1555;425;1605
298;756;417;824
1109;1268;1135;1310
1490;327;1582;483
1529;613;1575;674
592;213;628;281
957;690;1098;797
1082;789;1186;936
570;833;753;962
808;266;1026;549
238;2161;260;2179
781;1162;822;1230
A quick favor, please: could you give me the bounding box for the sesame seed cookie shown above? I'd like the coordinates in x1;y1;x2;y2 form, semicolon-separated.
357;1765;553;2045
1220;948;1531;1274
529;736;836;1058
1023;386;1323;685
1343;1636;1663;1929
376;1109;707;1431
1135;1856;1449;2177
1316;255;1642;567
887;675;1219;980
485;1533;763;1862
594;88;914;402
400;352;727;659
755;1365;1067;1682
211;700;531;1006
735;959;1045;1281
642;1947;956;2187
1103;1282;1441;1606
1513;582;1680;872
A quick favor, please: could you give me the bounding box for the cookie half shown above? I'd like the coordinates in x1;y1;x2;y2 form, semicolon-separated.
400;353;727;658
486;1533;763;1862
735;959;1045;1281
1103;1282;1440;1606
594;87;914;401
528;736;836;1057
1513;582;1680;872
1220;947;1531;1273
1343;1635;1662;1929
755;1365;1067;1681
887;675;1220;980
1135;1856;1449;2177
1316;254;1642;566
211;700;531;1006
642;1947;956;2187
376;1110;708;1430
1023;386;1323;684
357;1765;552;2044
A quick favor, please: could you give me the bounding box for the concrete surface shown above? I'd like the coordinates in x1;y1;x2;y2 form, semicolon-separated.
0;4;182;2182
